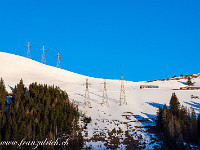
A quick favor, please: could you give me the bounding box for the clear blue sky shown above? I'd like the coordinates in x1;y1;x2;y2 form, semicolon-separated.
0;0;200;81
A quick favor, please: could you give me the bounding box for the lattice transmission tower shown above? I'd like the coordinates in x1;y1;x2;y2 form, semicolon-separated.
102;78;109;106
56;51;61;68
41;45;47;64
119;75;127;106
26;42;31;59
84;78;91;108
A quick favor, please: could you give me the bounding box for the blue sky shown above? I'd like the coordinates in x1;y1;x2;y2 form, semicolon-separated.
0;0;200;81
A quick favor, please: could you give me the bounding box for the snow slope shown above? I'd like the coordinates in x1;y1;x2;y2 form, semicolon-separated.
1;52;200;149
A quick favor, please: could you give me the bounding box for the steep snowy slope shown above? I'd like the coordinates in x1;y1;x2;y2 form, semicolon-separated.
1;52;200;149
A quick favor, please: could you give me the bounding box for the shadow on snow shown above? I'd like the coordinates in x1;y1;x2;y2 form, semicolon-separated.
90;92;118;104
141;112;157;123
177;81;187;85
8;85;14;91
184;101;200;111
75;93;99;104
132;113;155;127
145;102;169;109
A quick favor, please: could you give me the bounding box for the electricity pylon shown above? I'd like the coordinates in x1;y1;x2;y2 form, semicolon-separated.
26;42;31;59
119;74;127;106
56;51;61;68
84;78;91;108
41;45;47;64
102;78;109;106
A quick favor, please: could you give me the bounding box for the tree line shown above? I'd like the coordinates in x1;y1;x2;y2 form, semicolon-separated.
156;93;200;149
0;78;83;150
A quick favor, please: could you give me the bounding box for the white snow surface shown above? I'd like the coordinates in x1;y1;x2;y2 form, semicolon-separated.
1;52;200;149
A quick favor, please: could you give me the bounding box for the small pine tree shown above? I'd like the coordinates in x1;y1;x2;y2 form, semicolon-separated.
169;93;180;116
187;76;193;86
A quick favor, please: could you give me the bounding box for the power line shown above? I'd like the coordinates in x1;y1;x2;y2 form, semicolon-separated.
26;42;31;59
41;45;47;64
102;78;109;106
119;74;127;106
56;51;61;68
84;78;91;108
26;41;62;67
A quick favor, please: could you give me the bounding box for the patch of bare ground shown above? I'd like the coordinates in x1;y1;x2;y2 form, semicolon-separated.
84;112;164;149
146;74;200;83
122;131;143;150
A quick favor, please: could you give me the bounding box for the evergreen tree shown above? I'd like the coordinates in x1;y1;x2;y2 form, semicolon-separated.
156;93;199;148
187;76;193;86
190;108;198;143
5;80;83;149
197;113;200;144
0;78;7;149
169;93;180;116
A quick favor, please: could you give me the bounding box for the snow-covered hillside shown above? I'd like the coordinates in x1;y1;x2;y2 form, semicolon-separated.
1;52;200;149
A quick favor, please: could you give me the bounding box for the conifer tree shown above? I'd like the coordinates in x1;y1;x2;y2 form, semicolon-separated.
156;93;200;148
0;78;7;149
191;108;198;143
169;93;180;116
5;81;83;149
187;76;193;86
197;114;200;144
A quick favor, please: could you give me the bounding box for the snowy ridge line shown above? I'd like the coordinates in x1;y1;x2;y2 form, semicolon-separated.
1;52;200;149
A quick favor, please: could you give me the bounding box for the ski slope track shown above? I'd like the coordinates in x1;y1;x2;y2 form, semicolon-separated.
1;52;200;149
